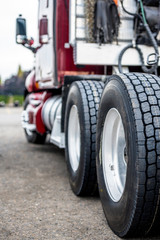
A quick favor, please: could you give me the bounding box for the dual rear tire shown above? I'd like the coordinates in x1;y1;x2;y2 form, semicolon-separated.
97;73;160;237
65;73;160;237
65;80;104;196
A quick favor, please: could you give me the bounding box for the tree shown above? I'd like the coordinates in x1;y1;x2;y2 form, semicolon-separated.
17;65;23;78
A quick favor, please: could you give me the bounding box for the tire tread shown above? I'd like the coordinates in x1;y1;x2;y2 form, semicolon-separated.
78;80;104;195
119;73;160;236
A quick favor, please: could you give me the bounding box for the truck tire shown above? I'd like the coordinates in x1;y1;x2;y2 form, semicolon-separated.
65;80;104;196
96;73;160;237
23;97;46;144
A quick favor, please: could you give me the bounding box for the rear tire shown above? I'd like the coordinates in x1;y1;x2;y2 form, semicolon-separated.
23;97;46;144
65;80;104;196
96;73;160;237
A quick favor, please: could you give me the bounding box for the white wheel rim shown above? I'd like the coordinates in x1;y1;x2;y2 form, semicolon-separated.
25;107;33;136
102;108;127;202
26;128;33;136
68;105;81;172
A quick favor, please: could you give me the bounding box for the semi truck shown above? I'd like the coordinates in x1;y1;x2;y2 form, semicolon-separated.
16;0;160;237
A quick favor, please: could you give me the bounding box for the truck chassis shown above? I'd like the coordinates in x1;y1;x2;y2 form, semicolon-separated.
16;0;160;237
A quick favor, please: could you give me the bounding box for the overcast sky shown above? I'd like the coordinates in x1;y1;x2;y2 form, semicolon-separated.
0;0;38;82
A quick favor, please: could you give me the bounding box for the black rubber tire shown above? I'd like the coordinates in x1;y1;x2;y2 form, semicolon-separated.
65;80;104;196
23;97;46;144
96;73;160;238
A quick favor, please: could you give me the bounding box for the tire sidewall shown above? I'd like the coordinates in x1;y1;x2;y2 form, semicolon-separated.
97;79;138;236
65;83;90;195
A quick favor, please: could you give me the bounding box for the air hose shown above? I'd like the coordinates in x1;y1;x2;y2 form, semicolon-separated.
118;0;159;75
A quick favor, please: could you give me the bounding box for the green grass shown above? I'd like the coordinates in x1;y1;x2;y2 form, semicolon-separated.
13;95;24;105
0;95;24;105
0;95;9;103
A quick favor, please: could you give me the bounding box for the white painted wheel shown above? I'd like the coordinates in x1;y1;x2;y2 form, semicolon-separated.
102;108;127;202
97;74;160;237
23;97;46;144
68;105;81;172
65;81;104;196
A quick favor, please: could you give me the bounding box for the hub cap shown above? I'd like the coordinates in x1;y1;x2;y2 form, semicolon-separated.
68;105;81;172
102;108;127;202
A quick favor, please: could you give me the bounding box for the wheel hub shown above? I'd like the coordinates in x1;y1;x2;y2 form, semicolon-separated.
68;105;81;172
102;108;127;202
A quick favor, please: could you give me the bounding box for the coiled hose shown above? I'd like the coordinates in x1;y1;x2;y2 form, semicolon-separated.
118;0;159;75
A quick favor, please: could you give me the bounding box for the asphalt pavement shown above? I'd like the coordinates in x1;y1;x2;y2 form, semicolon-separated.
0;107;159;240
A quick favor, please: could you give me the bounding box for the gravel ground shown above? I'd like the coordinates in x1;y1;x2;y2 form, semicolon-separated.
0;107;159;240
